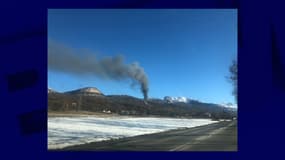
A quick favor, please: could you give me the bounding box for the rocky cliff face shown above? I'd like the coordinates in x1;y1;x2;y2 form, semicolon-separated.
64;87;104;96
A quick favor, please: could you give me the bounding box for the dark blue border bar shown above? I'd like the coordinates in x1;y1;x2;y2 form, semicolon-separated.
0;0;284;160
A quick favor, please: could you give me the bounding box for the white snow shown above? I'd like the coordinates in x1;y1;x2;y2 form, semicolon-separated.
164;96;189;103
48;116;217;149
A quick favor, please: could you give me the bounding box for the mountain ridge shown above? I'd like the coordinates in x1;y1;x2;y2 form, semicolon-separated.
48;86;237;119
48;87;236;109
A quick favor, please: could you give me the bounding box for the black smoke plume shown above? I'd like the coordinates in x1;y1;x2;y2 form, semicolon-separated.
48;40;149;100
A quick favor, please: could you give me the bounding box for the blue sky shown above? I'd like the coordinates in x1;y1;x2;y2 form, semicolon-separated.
48;9;237;105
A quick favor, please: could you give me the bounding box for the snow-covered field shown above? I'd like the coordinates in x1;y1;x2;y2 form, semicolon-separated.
48;116;218;149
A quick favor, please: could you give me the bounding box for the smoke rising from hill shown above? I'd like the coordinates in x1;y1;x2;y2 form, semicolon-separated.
48;40;149;100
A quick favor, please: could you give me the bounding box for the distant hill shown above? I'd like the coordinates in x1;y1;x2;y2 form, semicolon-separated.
164;96;189;103
48;87;237;120
64;87;104;96
48;88;58;94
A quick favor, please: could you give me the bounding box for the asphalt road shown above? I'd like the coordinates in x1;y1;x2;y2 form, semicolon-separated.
61;120;237;151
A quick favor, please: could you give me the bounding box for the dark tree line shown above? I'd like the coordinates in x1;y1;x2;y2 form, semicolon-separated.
229;59;237;102
48;93;236;120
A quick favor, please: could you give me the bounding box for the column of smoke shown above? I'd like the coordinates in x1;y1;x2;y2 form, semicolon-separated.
48;40;149;101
